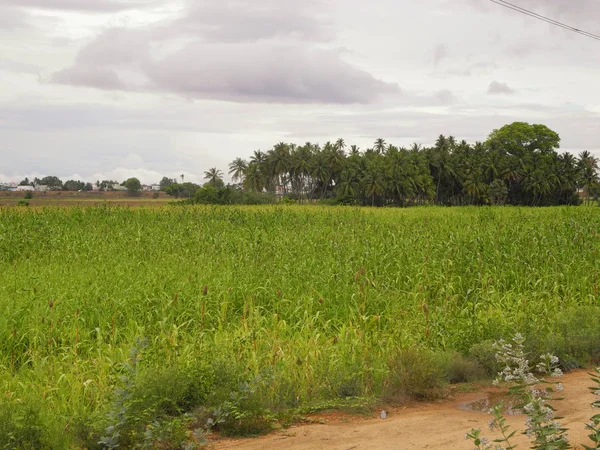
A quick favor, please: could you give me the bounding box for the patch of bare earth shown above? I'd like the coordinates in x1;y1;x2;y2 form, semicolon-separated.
213;370;594;449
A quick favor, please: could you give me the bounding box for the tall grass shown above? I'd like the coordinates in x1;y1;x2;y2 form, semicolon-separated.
0;205;599;447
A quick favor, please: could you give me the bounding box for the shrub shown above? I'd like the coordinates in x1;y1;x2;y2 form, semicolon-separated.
17;200;30;207
0;398;46;449
24;191;33;199
468;340;504;377
129;364;215;419
443;353;487;384
383;347;446;403
207;370;275;437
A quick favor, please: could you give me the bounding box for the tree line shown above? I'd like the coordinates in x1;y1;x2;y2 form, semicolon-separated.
216;122;599;207
13;122;600;206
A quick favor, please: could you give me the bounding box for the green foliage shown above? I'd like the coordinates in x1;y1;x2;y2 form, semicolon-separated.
0;398;46;450
383;347;446;402
63;179;86;191
194;185;220;204
443;353;487;384
223;124;595;207
1;206;600;447
160;177;178;191
123;177;142;194
39;176;63;190
191;185;275;205
584;368;600;450
489;179;508;205
165;182;201;199
23;191;33;199
468;340;504;377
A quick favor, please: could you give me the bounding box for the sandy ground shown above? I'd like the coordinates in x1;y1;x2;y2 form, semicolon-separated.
213;370;596;450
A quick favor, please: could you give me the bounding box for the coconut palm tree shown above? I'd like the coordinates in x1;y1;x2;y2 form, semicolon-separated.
374;138;386;154
228;158;247;184
204;168;223;187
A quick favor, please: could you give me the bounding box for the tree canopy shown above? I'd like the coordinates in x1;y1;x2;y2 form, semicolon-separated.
221;122;596;206
122;178;142;194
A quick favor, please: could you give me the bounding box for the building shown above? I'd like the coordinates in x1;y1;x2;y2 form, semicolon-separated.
15;185;34;191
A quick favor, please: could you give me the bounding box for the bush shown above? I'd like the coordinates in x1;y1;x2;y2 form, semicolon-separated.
24;191;33;199
468;340;504;377
129;364;216;418
383;347;446;403
17;200;30;207
0;398;47;449
153;192;160;199
524;306;600;371
196;368;275;438
443;353;487;384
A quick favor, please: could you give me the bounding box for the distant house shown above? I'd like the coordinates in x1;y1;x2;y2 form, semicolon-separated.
34;185;49;192
151;184;161;191
111;184;127;192
15;185;34;191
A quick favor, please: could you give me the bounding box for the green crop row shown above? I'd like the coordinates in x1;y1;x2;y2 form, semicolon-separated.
1;205;599;448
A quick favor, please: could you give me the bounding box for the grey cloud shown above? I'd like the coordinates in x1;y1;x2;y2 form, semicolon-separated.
49;0;397;104
0;6;27;29
52;66;127;90
0;58;40;74
434;89;457;104
143;42;399;103
179;0;333;43
488;81;514;95
503;0;600;24
0;0;158;12
466;0;600;28
51;27;400;104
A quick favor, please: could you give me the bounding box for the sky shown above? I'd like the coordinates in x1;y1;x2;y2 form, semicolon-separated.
1;0;599;184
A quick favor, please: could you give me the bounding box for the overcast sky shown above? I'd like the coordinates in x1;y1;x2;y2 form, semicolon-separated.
1;0;599;184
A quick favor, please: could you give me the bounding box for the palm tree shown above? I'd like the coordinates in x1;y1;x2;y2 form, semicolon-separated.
204;168;223;187
374;138;386;154
228;158;247;184
578;151;599;204
335;169;359;200
362;159;386;206
250;150;267;165
244;163;263;192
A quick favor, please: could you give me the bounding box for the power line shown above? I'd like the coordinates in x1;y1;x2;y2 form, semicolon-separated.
488;0;600;41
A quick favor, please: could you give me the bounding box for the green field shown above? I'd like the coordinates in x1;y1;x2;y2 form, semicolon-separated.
1;205;600;448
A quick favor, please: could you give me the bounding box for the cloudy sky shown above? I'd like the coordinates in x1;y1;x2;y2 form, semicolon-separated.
1;0;599;184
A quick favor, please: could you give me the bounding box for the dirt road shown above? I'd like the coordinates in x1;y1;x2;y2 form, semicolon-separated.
214;370;595;449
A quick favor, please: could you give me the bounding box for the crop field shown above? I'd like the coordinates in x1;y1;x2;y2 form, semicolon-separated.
1;205;600;448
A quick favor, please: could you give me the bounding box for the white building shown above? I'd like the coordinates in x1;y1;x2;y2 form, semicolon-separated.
15;185;34;191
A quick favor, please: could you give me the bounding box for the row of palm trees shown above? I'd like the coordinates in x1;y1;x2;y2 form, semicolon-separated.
218;129;598;206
